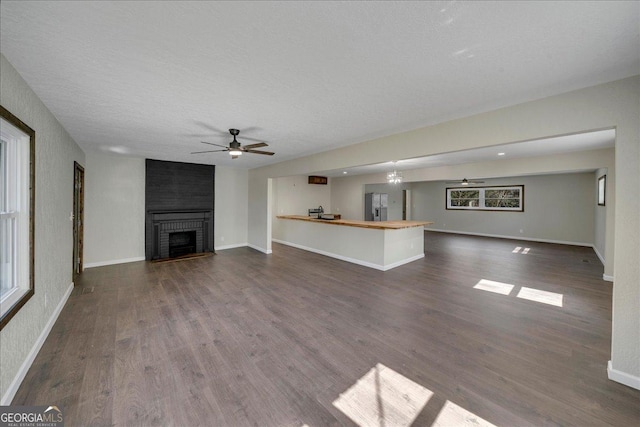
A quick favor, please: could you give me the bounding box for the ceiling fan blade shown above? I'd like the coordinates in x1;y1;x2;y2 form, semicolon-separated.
200;141;229;148
245;149;275;156
242;142;268;150
238;135;266;143
191;149;228;154
239;126;261;134
194;121;226;135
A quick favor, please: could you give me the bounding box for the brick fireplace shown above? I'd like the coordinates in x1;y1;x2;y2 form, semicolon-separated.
148;210;212;260
145;159;215;261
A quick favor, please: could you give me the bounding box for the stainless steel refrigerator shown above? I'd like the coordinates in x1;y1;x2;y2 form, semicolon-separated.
365;192;388;221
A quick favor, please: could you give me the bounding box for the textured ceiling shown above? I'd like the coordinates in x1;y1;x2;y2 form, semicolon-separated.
1;1;638;169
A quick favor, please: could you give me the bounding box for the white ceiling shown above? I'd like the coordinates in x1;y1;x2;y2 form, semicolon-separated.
1;1;638;169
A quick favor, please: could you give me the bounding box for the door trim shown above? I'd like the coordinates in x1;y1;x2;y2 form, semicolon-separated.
73;161;84;281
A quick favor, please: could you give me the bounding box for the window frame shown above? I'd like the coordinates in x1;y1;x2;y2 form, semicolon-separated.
0;105;35;330
446;185;524;212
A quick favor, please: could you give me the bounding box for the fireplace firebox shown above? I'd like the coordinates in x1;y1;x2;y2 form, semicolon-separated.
169;230;197;258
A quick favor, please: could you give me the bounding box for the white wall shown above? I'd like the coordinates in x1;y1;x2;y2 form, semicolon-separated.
214;166;248;249
0;54;85;403
411;173;595;245
247;173;272;253
82;160;250;256
272;175;331;239
250;76;639;386
273;175;331;216
84;151;146;267
593;168;607;266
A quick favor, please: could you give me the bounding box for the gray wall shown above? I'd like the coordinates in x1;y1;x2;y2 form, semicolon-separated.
411;172;595;245
0;54;85;402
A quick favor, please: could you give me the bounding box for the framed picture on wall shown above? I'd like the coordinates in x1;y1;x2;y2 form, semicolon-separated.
598;175;606;206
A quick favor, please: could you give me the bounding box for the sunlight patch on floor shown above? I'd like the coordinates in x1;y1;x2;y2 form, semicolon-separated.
473;279;514;295
512;247;530;254
517;286;563;307
432;400;498;427
332;363;433;427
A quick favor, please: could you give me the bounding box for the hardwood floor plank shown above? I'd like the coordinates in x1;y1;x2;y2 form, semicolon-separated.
10;231;640;426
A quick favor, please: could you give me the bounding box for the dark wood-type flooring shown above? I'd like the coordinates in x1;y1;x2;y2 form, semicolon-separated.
13;232;640;426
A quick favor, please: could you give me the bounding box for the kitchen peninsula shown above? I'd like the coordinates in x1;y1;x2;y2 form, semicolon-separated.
275;215;433;271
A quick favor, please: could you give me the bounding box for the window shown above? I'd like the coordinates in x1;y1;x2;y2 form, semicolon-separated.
446;185;523;211
0;106;35;330
597;175;606;206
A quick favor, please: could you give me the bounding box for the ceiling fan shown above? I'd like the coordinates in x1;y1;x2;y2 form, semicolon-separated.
191;128;275;159
445;178;485;186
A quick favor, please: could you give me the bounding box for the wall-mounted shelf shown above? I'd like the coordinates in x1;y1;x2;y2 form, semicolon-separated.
308;176;328;185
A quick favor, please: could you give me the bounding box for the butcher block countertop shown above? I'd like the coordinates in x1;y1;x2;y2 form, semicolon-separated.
277;215;433;230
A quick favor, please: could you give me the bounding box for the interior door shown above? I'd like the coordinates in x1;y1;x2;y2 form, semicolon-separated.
73;162;84;280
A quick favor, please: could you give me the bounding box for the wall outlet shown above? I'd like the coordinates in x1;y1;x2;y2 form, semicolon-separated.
519;229;524;233
221;236;225;242
44;293;48;308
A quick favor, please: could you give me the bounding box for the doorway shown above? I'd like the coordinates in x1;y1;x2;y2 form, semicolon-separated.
403;189;411;220
73;161;84;281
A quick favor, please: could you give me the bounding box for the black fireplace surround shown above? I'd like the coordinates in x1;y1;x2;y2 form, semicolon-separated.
145;159;214;260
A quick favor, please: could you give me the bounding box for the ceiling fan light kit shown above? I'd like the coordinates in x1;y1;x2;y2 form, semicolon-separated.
191;128;274;159
446;178;485;186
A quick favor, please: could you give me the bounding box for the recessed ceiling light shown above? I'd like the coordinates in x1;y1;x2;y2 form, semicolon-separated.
343;171;348;174
498;152;506;156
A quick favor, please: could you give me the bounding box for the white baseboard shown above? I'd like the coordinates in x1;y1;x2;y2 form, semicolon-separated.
272;239;424;271
215;243;248;251
84;256;145;269
602;274;614;282
593;246;605;266
608;360;640;390
1;282;74;405
383;253;425;271
247;243;272;255
427;228;593;247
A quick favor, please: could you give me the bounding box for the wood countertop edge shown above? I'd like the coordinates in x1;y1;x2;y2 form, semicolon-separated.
276;215;434;230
